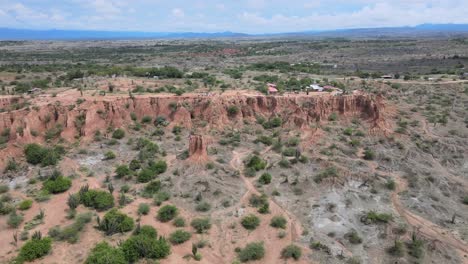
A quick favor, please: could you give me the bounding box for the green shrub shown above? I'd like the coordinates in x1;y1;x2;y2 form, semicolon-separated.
227;106;239;117
153;191;170;206
144;180;161;195
80;189;114;211
249;194;268;208
137;169;155;183
120;226;171;262
245;155;267;171
134;225;158;238
8;209;24;228
17;237;52;262
43;176;72;194
363;149;375;160
85;242;126;264
141;116;152;124
361;211;393;224
24;144;62;166
4;159;19;173
278;159;291;168
173;217;186;227
241;214;260;230
149;160;167;174
0;184;9;194
99;209;134;235
112;129;125;139
255;135;273;146
157;205;178;222
191;218;211;233
385;179;396;190
238;242;265;262
169;229;192;244
262;117;282;129
329;112;338;121
103;151;116;160
345;230;363;244
281;244;302;260
195;201;211;212
48;212;92;243
270;216;287;229
258;173;272;185
138;203;150;215
407;238;424;259
24;143;45;165
282;147;296;157
314;166;338;183
18;199;33;210
387;240;404;257
115;165;131;178
463;196;468;205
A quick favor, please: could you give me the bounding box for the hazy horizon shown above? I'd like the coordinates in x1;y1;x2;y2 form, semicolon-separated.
1;1;468;34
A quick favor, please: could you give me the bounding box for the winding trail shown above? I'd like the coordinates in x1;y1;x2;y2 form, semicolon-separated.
229;149;303;241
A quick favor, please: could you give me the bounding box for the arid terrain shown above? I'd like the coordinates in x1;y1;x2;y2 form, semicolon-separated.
0;38;467;264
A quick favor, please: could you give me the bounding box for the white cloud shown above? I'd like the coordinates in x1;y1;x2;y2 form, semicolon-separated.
172;8;185;18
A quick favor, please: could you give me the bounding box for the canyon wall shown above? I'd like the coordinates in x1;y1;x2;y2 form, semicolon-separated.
0;93;387;154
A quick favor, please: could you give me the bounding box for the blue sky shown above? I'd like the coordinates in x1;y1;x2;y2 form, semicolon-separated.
0;0;467;33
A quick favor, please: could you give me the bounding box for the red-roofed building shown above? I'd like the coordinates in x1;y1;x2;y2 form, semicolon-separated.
267;83;278;95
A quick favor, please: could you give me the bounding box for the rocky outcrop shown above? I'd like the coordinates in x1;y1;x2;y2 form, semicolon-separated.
0;93;388;153
188;134;208;162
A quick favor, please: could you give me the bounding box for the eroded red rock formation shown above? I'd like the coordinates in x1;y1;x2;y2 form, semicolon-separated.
188;134;208;162
0;93;390;165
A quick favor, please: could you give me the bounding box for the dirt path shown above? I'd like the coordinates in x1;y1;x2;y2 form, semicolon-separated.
390;174;468;261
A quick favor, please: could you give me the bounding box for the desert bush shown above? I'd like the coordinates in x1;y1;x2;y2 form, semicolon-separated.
153;191;170;206
157;205;178;222
103;151;116;160
258;173;272;185
314;166;338;183
241;214;260;230
238;242;265;262
112;128;125;139
144;180;161;195
363;149;375;160
169;229;191;244
387;240;404;257
245;155;267;171
24;143;62;166
191;218;211;234
249;194;268;208
462;196;468;205
361;211;393;224
43;175;72;194
80;189;114;211
4;159;19;173
115;165;131;178
255;135;273;146
281;244;302;260
262;117;282;129
385;179;396;190
195;201;211;212
173;217;186;227
149;160;167;174
329;112;338;121
138;203;150;215
18;199;33;210
0;184;9;194
16;236;52;263
85;242;126;264
345;230;363;244
407;236;424;259
120;226;171;262
227;106;239;117
137;169;155;183
141;116;152;124
98;209;134;235
8;209;24;228
48;212;92;243
270;216;287;229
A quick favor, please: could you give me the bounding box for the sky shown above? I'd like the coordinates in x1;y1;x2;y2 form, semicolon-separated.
0;0;468;33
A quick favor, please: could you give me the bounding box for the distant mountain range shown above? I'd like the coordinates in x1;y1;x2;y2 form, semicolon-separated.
1;24;468;40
